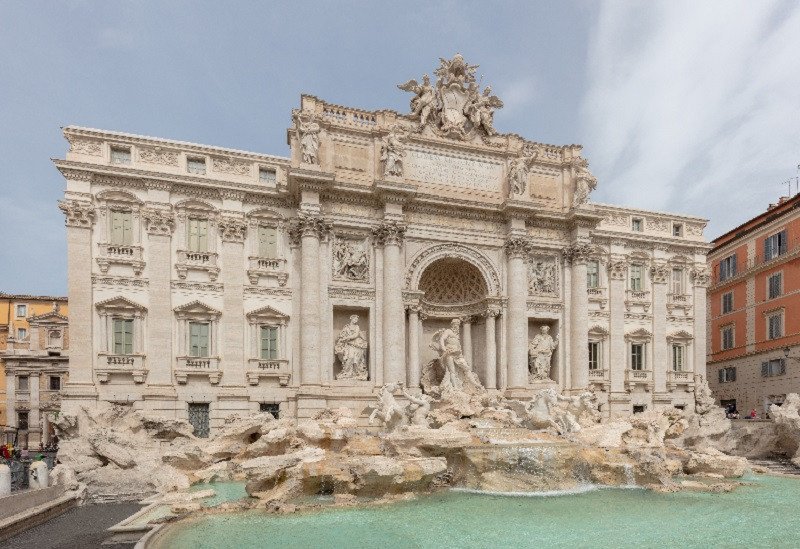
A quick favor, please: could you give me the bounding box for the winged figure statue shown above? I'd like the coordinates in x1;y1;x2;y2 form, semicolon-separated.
397;74;437;128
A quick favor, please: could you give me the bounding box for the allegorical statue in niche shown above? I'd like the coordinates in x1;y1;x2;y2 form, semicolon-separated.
380;130;406;177
507;152;537;197
427;318;483;393
293;112;321;165
572;158;598;207
529;325;558;382
335;315;368;380
333;239;369;281
397;74;437;128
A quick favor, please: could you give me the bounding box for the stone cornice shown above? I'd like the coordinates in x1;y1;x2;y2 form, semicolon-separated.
288;167;336;195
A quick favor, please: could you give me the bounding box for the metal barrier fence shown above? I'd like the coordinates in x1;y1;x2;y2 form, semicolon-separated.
2;452;56;491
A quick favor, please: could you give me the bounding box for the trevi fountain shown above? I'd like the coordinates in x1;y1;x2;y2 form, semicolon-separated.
48;55;800;547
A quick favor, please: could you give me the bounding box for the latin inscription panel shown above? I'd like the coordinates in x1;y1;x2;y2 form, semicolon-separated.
406;149;503;192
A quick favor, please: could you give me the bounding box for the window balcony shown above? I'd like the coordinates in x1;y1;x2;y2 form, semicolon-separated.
246;358;291;386
96;243;145;276
667;293;693;316
176;250;220;281
588;368;610;390
625;369;653;391
175;356;221;384
625;290;651;312
667;370;694;392
587;287;608;309
96;354;147;383
247;256;289;286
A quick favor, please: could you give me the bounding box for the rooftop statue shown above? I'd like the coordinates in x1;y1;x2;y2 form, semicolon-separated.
398;54;503;140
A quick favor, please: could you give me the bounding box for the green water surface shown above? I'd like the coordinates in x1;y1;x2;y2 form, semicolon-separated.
155;475;800;548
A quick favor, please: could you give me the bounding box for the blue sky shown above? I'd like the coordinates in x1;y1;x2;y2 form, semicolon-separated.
1;1;799;295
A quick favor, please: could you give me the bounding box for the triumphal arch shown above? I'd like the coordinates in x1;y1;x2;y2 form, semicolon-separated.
55;55;711;433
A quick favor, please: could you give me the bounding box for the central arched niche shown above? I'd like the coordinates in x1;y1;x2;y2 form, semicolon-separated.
416;257;491;384
418;257;487;306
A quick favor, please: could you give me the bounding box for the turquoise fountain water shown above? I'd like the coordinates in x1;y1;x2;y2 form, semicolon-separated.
153;474;800;548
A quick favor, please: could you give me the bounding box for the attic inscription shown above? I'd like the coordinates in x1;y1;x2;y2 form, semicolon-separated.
406;149;503;192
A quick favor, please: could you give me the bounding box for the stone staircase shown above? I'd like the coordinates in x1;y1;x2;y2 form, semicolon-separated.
750;455;800;476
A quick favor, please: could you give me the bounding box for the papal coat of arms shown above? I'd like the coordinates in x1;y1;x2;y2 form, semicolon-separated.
398;54;503;140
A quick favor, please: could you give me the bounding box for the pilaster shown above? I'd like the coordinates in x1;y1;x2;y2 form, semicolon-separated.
219;214;248;387
607;258;627;395
691;266;710;382
505;236;529;389
650;261;669;396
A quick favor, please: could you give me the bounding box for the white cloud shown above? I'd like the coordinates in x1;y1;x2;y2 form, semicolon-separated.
582;0;800;237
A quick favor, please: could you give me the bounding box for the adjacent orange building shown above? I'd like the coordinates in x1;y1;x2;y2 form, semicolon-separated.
707;194;800;415
0;293;69;448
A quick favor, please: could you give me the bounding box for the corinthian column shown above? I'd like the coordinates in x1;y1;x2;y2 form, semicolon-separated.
484;308;499;389
505;237;530;389
142;207;176;388
565;242;592;391
407;305;421;389
462;316;473;367
291;214;330;386
374;222;406;384
650;262;670;395
58;199;96;394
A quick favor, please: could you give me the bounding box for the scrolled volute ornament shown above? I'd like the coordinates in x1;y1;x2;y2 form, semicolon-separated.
287;214;331;245
142;208;175;236
504;236;531;259
372;222;406;247
562;243;594;264
649;262;671;285
689;266;711;288
607;259;628;281
58;200;96;228
218;216;248;243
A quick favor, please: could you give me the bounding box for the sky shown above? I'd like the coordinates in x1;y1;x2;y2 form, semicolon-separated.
1;1;799;296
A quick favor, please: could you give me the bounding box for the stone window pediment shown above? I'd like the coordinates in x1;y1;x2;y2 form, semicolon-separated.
246;305;288;325
245;305;290;387
96;296;147;317
625;328;653;343
667;330;694;343
174;300;222;320
588;325;609;341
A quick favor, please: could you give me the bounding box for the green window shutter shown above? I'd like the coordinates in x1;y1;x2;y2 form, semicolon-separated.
122;211;132;244
198;220;208;252
260;326;268;359
199;323;209;357
111;211;123;244
188;219;198;251
124;319;133;355
259;226;278;258
269;327;278;359
113;319;123;354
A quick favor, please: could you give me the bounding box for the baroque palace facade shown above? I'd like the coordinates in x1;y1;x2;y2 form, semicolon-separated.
54;56;710;435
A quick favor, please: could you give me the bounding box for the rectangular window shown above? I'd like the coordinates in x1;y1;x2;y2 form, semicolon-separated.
259;167;277;184
718;367;737;383
630;344;644;370
49;376;61;391
768;272;783;300
588;342;600;370
762;358;786;377
113;318;134;355
719;254;738;282
721;325;734;350
260;402;280;419
767;312;783;340
671;268;683;295
189;322;210;357
260;326;279;360
672;344;684;371
258;226;278;258
110;146;132;165
15;304;27;317
672;223;683;237
187;157;206;175
110;210;133;245
631;218;643;232
722;292;734;314
629;264;643;291
764;230;788;261
586;260;600;289
188;218;209;252
18;411;29;430
18;376;29;391
16;328;27;340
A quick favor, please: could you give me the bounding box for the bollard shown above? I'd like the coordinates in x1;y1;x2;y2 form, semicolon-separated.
28;461;49;490
0;464;10;496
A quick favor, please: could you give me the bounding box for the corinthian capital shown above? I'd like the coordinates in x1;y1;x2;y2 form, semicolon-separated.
504;236;530;259
689;265;711;288
562;242;594;264
58;199;95;228
372;222;406;247
607;259;627;281
218;216;247;243
287;214;331;246
649;262;670;285
142;207;175;236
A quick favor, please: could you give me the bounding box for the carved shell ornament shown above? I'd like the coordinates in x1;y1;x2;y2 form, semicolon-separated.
398;54;504;141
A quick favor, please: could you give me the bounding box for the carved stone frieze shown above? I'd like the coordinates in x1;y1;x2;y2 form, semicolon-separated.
212;157;251;176
607;259;628;281
244;286;292;297
69;138;102;156
138;147;179;166
92;275;149;287
332;236;370;282
142;208;175;236
218;216;248;243
527;255;559;296
372;222;406;247
59;200;96;228
527;301;563;312
171;281;224;292
328;286;375;300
